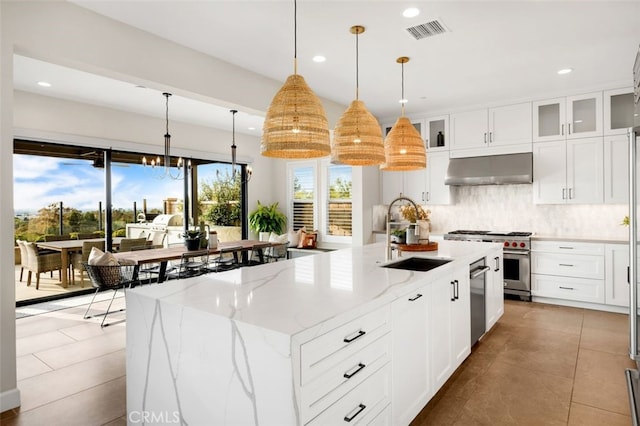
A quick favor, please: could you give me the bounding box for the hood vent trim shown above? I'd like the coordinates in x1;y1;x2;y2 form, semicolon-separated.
445;152;533;186
405;19;449;40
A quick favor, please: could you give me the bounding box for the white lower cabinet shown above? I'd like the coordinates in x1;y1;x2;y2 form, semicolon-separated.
391;284;432;425
485;249;505;331
605;243;630;307
531;241;605;304
430;269;470;391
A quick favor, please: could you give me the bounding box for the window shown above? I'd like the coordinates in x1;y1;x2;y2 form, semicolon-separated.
287;161;353;244
290;164;316;231
326;165;352;237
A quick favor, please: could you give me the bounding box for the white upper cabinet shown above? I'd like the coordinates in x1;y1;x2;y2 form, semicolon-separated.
425;152;451;205
604;134;630;204
533;92;603;142
450;102;532;157
533;137;604;204
604;87;635;136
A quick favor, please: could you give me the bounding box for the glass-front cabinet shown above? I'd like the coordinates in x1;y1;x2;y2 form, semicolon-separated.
424;115;449;151
604;87;635;135
533;91;603;142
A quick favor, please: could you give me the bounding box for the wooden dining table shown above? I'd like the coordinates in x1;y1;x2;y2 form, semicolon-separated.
37;237;123;288
112;240;274;283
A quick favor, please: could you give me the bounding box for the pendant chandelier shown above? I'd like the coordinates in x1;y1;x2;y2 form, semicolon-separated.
230;109;252;183
142;92;184;179
331;25;385;166
381;57;426;171
261;0;330;159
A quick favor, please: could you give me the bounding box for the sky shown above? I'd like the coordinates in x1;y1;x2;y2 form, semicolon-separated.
13;154;230;214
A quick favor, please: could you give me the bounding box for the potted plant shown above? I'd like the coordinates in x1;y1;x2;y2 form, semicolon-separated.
248;201;287;241
390;228;406;244
181;229;202;251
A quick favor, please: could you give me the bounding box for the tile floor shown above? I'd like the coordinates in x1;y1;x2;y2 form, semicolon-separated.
1;298;635;425
412;300;635;425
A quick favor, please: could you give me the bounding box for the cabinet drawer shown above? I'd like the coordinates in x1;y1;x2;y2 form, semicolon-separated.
301;335;390;423
531;240;604;255
531;252;604;280
532;274;605;303
301;306;390;385
307;364;391;426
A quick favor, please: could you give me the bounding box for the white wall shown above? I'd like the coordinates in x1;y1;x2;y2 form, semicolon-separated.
428;185;628;240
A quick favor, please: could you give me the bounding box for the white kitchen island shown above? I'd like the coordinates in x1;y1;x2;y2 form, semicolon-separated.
126;241;503;426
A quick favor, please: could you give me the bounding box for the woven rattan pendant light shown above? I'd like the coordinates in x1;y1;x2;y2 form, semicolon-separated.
381;57;426;171
331;25;385;166
261;0;330;159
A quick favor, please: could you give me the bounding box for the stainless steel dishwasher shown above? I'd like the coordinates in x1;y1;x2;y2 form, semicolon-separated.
470;258;490;346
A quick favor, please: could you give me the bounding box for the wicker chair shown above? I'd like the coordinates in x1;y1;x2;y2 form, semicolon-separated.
70;240;105;287
23;242;63;290
43;234;73;242
76;233;98;240
82;262;138;327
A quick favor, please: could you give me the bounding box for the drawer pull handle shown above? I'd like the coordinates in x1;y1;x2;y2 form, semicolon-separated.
343;330;366;343
408;293;423;301
344;404;366;422
559;286;574;290
343;363;366;379
559;264;574;267
558;246;574;249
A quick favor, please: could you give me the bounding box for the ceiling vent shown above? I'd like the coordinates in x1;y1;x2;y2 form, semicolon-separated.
405;19;449;40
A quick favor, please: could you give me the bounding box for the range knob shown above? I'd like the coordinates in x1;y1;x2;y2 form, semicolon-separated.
520;242;526;248
511;242;517;247
503;242;509;247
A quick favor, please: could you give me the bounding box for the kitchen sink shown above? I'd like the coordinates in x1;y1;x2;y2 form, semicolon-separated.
381;257;452;272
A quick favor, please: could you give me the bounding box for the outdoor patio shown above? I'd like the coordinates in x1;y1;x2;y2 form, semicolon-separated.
15;264;93;306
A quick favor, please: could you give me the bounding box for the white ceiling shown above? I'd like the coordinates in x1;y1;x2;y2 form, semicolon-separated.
13;1;640;135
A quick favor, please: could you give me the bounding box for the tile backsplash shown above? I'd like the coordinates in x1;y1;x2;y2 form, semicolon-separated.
374;185;629;240
428;185;628;239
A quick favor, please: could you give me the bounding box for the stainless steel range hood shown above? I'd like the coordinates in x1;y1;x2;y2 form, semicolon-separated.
444;152;533;186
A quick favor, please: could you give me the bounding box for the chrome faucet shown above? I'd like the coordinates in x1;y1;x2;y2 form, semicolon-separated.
386;196;420;262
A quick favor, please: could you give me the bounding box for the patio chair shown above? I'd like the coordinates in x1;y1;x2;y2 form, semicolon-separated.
70;240;105;287
247;241;271;266
167;250;210;279
23;241;63;290
16;240;29;282
118;237;148;252
82;262;139;327
146;231;167;248
43;234;73;242
76;233;98;240
208;245;241;272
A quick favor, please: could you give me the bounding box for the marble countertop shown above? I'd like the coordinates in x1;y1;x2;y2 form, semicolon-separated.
127;241;500;338
532;235;628;244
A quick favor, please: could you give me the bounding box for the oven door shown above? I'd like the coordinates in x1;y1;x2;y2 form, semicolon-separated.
503;250;530;294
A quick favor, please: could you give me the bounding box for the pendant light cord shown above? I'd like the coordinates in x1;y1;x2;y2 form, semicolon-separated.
293;0;297;74
355;30;359;100
401;61;405;116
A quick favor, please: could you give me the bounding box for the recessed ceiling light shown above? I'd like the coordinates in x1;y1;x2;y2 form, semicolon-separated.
557;68;573;75
312;55;326;63
248;127;256;130
37;81;51;87
403;7;420;18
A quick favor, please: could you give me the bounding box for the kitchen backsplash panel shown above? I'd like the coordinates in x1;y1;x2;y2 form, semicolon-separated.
391;185;628;240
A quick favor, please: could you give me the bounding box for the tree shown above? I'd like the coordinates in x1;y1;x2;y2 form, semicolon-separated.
200;170;241;226
329;177;352;199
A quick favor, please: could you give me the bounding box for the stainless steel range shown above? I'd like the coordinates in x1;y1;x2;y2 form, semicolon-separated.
444;230;532;301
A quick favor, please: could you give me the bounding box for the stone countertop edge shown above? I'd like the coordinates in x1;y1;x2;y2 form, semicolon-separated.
532;235;629;244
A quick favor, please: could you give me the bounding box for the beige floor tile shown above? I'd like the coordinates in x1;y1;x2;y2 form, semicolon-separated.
58;320;126;342
411;392;466;425
16;354;53;381
475;322;515;354
102;416;127;426
512;306;585;335
457;360;573;425
580;325;630;356
16;315;86;339
16;330;77;357
17;350;125;412
568;402;631;426
3;377;125;426
572;348;636;416
582;309;629;333
494;327;580;379
33;329;126;370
